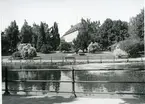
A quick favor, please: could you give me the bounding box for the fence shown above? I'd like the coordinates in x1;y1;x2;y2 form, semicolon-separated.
2;65;145;97
2;55;144;66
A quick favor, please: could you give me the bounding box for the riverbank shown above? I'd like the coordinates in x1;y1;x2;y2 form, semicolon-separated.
2;57;145;65
3;94;145;104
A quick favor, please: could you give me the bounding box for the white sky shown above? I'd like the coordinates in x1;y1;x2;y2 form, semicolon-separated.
0;0;144;36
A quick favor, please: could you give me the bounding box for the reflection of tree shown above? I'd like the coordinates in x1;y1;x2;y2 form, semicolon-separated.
2;64;61;95
2;66;19;94
75;70;145;94
127;71;145;98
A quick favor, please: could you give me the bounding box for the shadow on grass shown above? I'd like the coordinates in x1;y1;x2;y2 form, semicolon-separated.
122;97;145;104
2;95;76;104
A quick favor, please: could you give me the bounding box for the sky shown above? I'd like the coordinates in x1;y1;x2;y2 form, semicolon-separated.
0;0;144;36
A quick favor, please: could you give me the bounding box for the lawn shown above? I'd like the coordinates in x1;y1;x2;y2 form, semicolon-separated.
2;95;145;104
2;51;115;60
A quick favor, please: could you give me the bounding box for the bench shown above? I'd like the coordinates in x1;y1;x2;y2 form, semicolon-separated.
65;56;76;63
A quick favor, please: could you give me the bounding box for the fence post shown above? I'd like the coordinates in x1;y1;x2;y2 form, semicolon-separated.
4;67;10;95
127;57;129;62
72;67;77;98
40;57;41;64
87;56;89;64
62;57;64;66
141;57;143;62
100;56;102;63
51;57;53;65
113;56;115;63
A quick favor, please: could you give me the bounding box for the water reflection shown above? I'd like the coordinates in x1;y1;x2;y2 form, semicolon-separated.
75;69;145;98
2;62;145;98
2;65;61;95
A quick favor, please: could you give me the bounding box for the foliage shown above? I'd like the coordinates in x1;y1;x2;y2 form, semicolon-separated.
88;42;100;53
12;51;21;59
28;47;37;58
4;20;20;53
97;18;129;50
128;9;144;40
37;22;46;51
50;22;60;50
73;18;100;52
36;22;60;52
119;39;144;57
72;39;79;53
32;23;40;48
59;40;72;52
20;20;32;43
15;43;37;59
40;44;52;53
1;32;11;54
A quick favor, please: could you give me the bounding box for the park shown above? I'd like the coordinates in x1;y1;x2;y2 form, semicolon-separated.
1;0;145;104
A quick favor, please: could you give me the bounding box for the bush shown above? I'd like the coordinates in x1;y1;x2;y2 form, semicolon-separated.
28;47;37;58
88;42;100;53
40;44;52;53
59;41;71;52
119;39;144;57
12;51;21;59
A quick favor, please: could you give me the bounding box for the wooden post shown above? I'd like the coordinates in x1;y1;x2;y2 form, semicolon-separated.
4;67;10;95
100;56;102;63
62;57;64;66
72;67;77;97
11;58;12;66
113;56;115;63
127;57;129;62
51;56;52;65
87;56;89;64
40;57;41;64
141;57;143;62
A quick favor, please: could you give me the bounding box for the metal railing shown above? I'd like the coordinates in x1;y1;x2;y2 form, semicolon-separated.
2;66;145;97
2;56;144;66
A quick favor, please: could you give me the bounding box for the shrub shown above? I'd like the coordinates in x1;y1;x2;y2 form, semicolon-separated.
119;39;144;57
59;41;71;52
40;44;52;53
88;42;100;53
28;47;37;58
12;51;21;59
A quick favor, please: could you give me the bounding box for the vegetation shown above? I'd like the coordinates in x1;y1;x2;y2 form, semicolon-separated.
59;40;72;52
1;9;144;58
72;9;144;57
1;20;60;55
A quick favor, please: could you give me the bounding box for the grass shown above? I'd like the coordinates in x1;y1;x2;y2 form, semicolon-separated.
2;51;115;60
2;95;145;104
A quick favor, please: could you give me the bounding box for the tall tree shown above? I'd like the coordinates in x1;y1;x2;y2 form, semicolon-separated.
32;23;40;48
128;9;144;40
1;32;11;54
20;20;32;43
37;22;46;51
4;20;20;52
97;18;113;50
50;22;60;50
97;18;129;50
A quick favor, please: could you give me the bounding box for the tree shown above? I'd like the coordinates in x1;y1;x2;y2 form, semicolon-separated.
32;23;40;48
97;18;129;50
4;20;20;52
37;22;46;51
128;9;144;40
1;32;11;54
59;40;71;52
72;39;79;53
50;22;60;50
20;20;32;43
